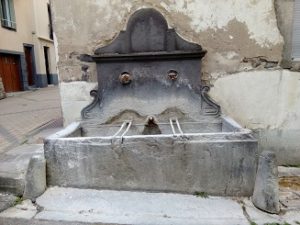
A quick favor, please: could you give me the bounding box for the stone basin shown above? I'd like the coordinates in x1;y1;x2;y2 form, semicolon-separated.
44;8;258;197
44;116;258;196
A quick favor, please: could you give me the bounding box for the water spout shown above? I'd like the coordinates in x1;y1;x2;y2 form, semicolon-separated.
142;116;162;135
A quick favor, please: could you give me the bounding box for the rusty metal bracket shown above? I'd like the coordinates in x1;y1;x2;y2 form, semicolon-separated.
81;90;99;119
201;86;221;116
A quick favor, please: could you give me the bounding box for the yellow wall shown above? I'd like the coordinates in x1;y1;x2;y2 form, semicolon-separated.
33;0;56;74
0;0;56;75
0;0;35;52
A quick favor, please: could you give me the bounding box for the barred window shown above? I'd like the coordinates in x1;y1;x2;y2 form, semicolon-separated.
0;0;16;30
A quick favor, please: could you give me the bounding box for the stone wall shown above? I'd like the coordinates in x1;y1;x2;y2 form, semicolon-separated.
51;0;300;164
0;78;6;100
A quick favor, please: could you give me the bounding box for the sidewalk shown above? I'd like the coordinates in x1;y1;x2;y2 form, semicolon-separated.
0;86;62;153
0;187;300;225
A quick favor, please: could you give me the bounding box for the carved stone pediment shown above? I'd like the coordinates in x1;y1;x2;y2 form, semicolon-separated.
81;8;220;123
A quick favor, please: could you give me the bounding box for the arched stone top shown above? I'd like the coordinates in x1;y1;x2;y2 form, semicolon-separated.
94;8;205;56
81;8;220;122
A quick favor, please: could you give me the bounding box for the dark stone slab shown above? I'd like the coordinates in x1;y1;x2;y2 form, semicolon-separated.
81;8;220;122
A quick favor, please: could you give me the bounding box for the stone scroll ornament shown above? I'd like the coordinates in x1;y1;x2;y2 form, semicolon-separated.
81;8;220;120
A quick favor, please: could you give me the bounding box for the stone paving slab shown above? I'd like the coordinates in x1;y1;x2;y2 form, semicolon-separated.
0;86;61;153
0;218;99;225
0;193;17;213
243;198;300;225
1;187;300;225
0;200;37;219
279;166;300;177
279;190;300;211
0;144;43;195
2;187;250;225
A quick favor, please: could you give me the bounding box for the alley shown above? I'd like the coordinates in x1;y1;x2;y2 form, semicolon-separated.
0;86;62;153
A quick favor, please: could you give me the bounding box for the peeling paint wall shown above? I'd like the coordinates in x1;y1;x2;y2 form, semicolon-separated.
51;0;283;82
210;70;300;164
51;0;300;164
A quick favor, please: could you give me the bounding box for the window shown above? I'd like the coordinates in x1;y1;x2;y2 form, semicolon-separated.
0;0;16;30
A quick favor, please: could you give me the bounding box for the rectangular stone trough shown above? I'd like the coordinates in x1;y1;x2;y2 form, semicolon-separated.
44;116;258;196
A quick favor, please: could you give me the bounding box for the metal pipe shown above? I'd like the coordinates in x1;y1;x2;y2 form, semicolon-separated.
121;121;132;138
169;118;177;135
170;117;184;136
175;118;184;135
112;121;128;138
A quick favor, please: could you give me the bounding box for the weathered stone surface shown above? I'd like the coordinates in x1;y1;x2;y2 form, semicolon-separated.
0;199;37;219
0;193;17;212
45;133;258;196
1;188;299;225
252;151;280;214
0;218;96;225
51;0;285;126
0;144;44;196
211;70;300;165
243;198;300;225
278;166;300;178
33;187;249;225
23;155;46;200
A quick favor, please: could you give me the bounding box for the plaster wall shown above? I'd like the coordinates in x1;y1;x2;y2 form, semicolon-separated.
33;0;56;75
0;0;35;52
51;0;283;82
210;70;300;165
51;0;300;164
0;0;56;83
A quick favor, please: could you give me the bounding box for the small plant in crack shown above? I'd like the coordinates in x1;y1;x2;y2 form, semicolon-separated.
194;191;209;198
14;196;23;206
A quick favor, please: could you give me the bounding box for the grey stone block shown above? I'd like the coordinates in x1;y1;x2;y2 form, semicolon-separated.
252;151;280;214
45;134;258;196
0;144;44;196
0;193;17;212
23;155;46;200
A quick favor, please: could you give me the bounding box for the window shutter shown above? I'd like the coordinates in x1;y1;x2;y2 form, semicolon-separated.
0;0;3;26
292;0;300;59
8;0;16;29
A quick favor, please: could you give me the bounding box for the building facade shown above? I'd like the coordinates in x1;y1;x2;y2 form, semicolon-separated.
0;0;57;97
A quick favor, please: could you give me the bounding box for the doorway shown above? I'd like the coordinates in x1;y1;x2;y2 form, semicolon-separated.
24;46;35;86
0;54;22;92
43;46;51;84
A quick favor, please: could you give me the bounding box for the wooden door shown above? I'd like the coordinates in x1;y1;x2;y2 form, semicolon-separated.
24;47;34;86
0;54;22;92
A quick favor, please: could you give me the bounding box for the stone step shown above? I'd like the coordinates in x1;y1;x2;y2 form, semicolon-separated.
0;218;94;225
0;187;250;225
0;144;44;196
278;166;300;178
1;187;300;225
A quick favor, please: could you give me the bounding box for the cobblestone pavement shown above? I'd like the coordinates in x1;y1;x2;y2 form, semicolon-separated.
0;86;62;153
